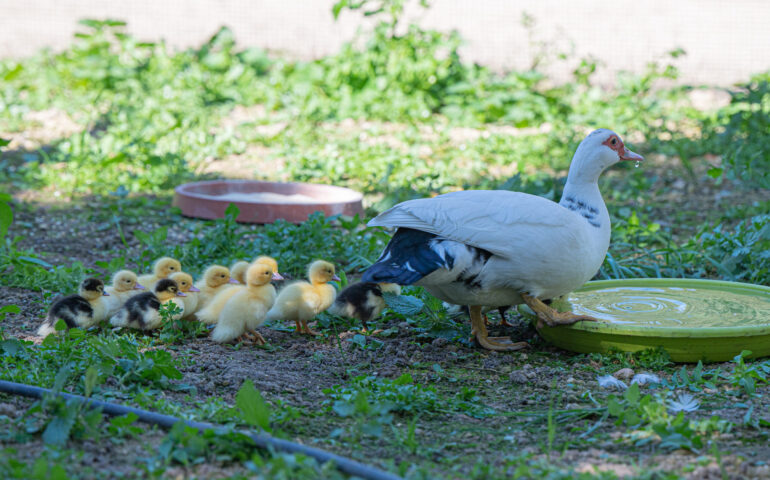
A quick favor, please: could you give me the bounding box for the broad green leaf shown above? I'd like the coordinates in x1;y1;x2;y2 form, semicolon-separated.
84;366;98;397
235;379;271;431
18;256;53;269
0;201;12;241
624;383;640;404
0;338;24;356
383;292;423;316
42;402;78;446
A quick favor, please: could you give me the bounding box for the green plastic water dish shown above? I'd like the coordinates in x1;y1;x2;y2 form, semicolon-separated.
521;278;770;363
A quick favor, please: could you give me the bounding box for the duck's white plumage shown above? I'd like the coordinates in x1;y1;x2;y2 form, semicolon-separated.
363;128;642;310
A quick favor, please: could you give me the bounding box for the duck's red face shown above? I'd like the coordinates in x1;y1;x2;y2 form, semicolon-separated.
602;134;644;162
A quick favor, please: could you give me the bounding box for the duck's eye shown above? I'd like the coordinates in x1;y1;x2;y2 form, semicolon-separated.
610;137;618;146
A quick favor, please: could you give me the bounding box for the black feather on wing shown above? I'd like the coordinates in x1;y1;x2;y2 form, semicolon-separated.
362;228;451;285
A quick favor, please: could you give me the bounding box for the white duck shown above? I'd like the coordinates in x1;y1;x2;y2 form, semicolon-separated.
361;129;643;351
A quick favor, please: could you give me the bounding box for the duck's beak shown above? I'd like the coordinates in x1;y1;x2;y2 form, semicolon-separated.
332;274;341;282
189;286;200;292
272;272;285;281
177;291;187;297
228;278;239;284
620;148;644;162
102;291;110;296
134;283;145;290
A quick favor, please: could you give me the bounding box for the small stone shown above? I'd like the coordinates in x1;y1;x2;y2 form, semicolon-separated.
0;403;17;417
431;337;448;347
510;371;530;384
613;368;635;381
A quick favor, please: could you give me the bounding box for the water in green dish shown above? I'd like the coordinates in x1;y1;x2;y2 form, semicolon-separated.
567;286;770;327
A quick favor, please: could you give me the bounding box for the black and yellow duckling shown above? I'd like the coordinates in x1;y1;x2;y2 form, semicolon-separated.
109;279;185;331
37;278;109;337
329;282;401;332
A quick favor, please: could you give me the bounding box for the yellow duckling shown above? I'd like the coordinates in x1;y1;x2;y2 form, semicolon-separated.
194;265;238;313
168;272;200;319
211;262;277;345
230;261;250;285
253;255;284;281
104;270;146;317
198;256;283;325
110;279;185;330
38;278;110;337
329;282;401;332
137;257;182;292
266;260;339;336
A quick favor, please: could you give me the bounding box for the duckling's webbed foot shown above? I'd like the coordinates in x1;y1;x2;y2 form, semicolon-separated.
300;319;320;336
521;293;598;328
247;329;266;345
469;306;529;352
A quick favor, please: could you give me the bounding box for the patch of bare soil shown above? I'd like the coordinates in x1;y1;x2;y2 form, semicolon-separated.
1;109;84;151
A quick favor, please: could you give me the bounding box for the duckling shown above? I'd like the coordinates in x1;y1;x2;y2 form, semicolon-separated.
137;257;182;291
211;262;277;345
253;255;284;281
329;282;401;332
265;260;339;336
230;261;250;285
104;270;145;317
110;279;185;330
197;257;283;324
168;272;200;319
194;265;238;313
37;278;110;337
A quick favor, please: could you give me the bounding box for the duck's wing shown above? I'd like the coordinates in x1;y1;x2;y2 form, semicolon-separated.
368;190;578;259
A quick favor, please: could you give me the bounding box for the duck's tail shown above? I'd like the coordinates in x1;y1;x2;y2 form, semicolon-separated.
361;228;445;285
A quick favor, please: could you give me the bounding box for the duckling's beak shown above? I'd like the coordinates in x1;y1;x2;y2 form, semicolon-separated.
134;283;145;290
620;147;644;162
272;272;285;281
332;274;341;282
102;291;110;296
176;291;187;297
228;278;239;284
189;286;200;292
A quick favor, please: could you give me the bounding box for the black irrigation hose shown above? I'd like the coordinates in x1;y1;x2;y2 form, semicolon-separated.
0;380;403;480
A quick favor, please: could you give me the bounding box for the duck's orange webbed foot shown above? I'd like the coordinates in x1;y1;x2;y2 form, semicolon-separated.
469;306;529;352
521;293;598;329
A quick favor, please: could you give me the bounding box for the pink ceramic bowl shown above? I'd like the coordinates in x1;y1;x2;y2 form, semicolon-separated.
174;180;364;224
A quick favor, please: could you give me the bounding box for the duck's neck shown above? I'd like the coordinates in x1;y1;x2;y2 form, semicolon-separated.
559;181;610;235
